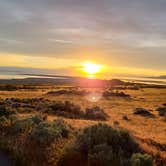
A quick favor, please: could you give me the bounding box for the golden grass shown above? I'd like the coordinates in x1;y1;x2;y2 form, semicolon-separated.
0;87;166;160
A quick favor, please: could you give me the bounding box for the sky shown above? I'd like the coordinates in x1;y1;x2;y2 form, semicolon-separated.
0;0;166;78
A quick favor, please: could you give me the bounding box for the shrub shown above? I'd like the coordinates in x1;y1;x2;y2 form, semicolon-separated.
10;115;43;134
29;119;70;145
48;101;84;119
122;115;129;121
8;114;18;124
133;108;154;117
11;117;35;134
4;98;49;114
0;116;10;129
31;114;43;124
49;101;108;121
131;153;153;166
156;107;166;117
0;105;15;117
85;106;108;120
103;90;130;98
0;98;5;105
60;124;140;166
113;120;119;127
0;84;18;91
52;118;71;138
47;89;88;96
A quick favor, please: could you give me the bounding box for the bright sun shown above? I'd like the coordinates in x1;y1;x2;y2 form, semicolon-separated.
83;63;101;74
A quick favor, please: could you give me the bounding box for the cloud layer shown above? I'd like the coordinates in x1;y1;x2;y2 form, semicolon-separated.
0;0;166;71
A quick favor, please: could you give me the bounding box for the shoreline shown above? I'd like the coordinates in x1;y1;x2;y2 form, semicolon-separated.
0;76;166;86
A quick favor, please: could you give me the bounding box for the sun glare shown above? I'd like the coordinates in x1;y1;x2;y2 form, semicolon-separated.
83;63;101;74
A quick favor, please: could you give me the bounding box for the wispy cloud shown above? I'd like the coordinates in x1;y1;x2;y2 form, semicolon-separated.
48;38;73;44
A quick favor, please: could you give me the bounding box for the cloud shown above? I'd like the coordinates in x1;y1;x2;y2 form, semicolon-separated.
0;0;166;71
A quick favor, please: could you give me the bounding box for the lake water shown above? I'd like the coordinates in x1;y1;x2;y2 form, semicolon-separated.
0;72;166;85
111;76;166;85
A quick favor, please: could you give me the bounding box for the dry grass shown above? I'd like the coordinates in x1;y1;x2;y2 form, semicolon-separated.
0;85;166;164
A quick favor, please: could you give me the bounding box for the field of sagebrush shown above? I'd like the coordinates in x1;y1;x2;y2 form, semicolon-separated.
0;83;165;166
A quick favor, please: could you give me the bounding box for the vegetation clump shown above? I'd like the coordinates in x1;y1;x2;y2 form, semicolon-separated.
109;86;139;90
131;153;153;166
0;105;15;117
0;116;72;166
122;115;129;121
30;114;44;124
48;101;108;121
29;119;70;145
85;106;108;120
11;117;37;134
133;108;154;117
1;98;109;121
103;90;130;98
156;107;166;117
3;97;50;113
162;103;166;106
9;115;44;134
48;101;84;119
47;89;89;96
59;124;152;166
0;84;19;91
0;116;10;129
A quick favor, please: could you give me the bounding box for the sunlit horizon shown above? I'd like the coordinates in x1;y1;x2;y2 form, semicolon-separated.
0;53;165;79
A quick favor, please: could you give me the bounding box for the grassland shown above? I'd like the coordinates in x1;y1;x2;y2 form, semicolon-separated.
0;80;165;166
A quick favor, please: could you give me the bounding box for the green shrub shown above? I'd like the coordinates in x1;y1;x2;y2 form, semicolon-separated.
52;119;71;138
131;153;153;166
10;115;43;134
8;114;18;124
60;124;140;166
31;114;43;124
29;119;70;145
11;117;35;134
